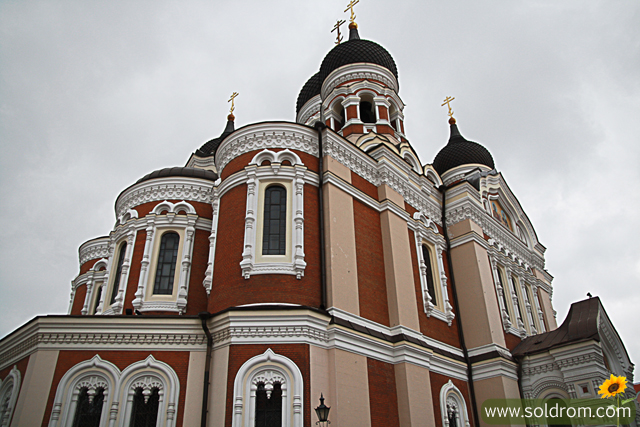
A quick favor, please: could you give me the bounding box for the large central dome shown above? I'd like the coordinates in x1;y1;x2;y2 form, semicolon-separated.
319;38;398;83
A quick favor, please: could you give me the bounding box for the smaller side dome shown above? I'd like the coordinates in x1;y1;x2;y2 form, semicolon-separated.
296;73;321;114
136;167;218;184
433;122;495;176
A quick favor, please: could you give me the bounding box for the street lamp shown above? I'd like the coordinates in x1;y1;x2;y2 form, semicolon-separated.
314;393;331;426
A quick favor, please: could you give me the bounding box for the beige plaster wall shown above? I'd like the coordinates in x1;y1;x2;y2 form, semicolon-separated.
208;345;229;427
450;241;506;349
327;349;371;427
380;207;420;329
10;350;59;427
395;363;436;427
474;376;522;427
537;288;558;331
310;345;331;423
323;182;359;314
183;351;206;427
323;156;352;183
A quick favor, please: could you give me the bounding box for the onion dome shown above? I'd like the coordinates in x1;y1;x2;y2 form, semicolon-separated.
296;72;321;113
195;115;235;157
432;119;495;176
318;26;398;88
136;167;218;184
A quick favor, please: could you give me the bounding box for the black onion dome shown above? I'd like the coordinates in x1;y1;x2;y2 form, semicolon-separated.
296;73;321;114
195;118;235;157
432;123;495;176
318;37;398;85
136;167;218;184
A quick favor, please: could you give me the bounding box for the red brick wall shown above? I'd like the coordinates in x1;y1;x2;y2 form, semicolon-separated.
404;202;418;217
209;183;321;313
354;200;390;327
342;124;364;137
504;331;522;351
79;259;98;275
185;228;210;315
40;350;190;427
408;229;461;348
367;358;400;427
225;344;310;427
376;124;394;135
70;284;87;315
351;171;378;200
377;106;389;121
121;230;145;312
429;371;474;427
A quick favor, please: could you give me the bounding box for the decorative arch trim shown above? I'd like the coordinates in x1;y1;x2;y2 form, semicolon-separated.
232;349;303;427
440;380;470;427
0;366;21;427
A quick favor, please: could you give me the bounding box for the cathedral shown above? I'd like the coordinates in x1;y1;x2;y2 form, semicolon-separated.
0;9;636;427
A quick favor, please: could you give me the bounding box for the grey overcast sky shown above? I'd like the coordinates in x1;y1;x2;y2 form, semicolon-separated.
1;0;639;370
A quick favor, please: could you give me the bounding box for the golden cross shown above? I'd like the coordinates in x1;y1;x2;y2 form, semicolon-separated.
441;96;455;118
332;19;346;45
344;0;359;24
228;92;239;114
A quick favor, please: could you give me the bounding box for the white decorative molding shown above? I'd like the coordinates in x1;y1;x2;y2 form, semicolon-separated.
297;94;321;126
440;380;471;427
203;186;220;295
78;237;110;266
115;177;215;219
232;349;303;427
215;123;318;175
321;63;399;99
0;366;21;427
472;359;519;381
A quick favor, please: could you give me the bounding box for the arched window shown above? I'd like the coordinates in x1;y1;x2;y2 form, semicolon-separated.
129;387;160;427
262;186;287;255
359;93;376;124
440;380;470;427
232;349;303;427
110;242;127;304
496;267;511;319
72;387;105;427
0;366;20;427
92;286;102;315
255;382;282;427
421;245;437;305
153;232;180;295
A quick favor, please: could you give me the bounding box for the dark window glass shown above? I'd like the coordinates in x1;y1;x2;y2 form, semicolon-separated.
421;245;436;304
110;242;127;304
72;387;104;427
255;382;282;427
153;232;180;295
447;406;458;427
129;387;159;427
359;101;376;123
262;186;287;255
92;286;102;314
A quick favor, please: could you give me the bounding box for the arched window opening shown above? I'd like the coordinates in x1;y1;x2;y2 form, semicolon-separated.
0;385;13;427
496;268;510;318
110;242;127;304
440;381;470;427
92;286;102;315
153;232;180;295
446;399;459;427
421;245;436;305
359;94;376;124
72;387;105;427
130;387;160;427
389;102;398;131
262;186;287;255
255;382;282;427
332;101;345;131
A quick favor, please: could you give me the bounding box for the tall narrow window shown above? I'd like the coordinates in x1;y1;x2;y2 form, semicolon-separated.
421;245;437;304
92;286;102;315
262;186;287;255
496;268;510;316
72;387;104;427
110;242;127;304
129;387;159;427
153;232;180;295
255;382;282;427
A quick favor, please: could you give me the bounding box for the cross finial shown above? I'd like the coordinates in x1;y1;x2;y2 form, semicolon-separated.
344;0;359;25
441;96;455;118
228;92;239;114
332;19;346;45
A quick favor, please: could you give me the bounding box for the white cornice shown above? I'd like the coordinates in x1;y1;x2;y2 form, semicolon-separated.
297;95;321;125
78;237;110;266
115;177;215;219
321;63;399;99
472;358;519;381
215;122;318;175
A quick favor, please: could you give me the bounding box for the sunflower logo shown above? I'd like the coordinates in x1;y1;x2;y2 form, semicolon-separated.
598;374;627;399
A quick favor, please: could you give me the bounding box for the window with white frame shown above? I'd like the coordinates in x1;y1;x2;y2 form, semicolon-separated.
240;149;308;279
109;241;128;305
232;349;303;427
412;212;454;325
132;200;197;314
48;355;179;427
0;366;21;427
440;380;470;427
